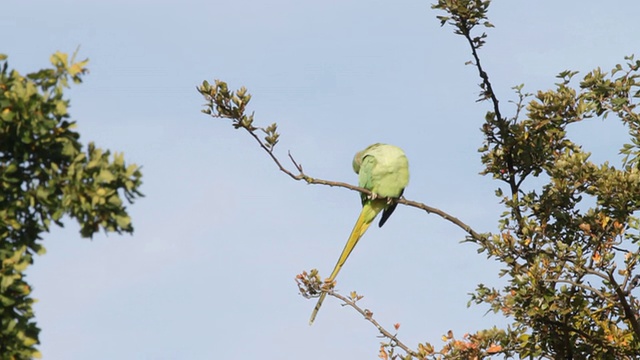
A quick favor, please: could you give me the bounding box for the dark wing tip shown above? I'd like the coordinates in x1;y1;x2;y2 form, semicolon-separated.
378;189;404;227
378;203;397;227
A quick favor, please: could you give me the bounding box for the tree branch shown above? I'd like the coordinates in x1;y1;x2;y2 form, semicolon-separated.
606;270;640;338
456;16;524;226
330;291;420;359
540;278;611;305
282;147;484;242
216;102;488;243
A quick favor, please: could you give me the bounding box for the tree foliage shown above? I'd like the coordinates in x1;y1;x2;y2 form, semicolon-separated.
199;1;640;358
432;0;640;358
0;52;143;359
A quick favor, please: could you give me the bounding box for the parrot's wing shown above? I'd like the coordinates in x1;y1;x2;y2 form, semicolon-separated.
378;188;404;227
365;145;409;227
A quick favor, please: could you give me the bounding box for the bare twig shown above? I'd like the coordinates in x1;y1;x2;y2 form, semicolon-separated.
584;267;640;338
330;291;421;359
459;19;503;127
607;270;640;338
400;198;485;241
540;278;611;303
457;18;524;226
240;119;488;243
200;82;488;243
295;272;422;358
584;268;611;282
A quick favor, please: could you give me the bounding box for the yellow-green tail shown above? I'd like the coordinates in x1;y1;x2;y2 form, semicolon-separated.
309;203;381;324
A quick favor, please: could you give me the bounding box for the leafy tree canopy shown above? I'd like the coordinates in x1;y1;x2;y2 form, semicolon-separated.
0;52;143;359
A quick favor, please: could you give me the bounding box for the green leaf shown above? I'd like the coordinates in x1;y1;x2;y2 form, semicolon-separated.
96;169;115;183
115;215;131;229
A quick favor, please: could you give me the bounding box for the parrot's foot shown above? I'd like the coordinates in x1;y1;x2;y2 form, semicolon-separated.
368;192;378;200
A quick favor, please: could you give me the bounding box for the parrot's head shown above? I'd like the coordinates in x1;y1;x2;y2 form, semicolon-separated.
352;151;363;174
353;143;383;174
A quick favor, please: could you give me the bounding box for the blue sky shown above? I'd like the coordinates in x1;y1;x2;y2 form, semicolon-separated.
2;1;639;358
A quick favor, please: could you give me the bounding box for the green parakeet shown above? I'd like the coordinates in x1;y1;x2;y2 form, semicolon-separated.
309;143;410;324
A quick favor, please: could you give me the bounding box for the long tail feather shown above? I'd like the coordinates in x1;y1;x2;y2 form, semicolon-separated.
309;203;380;324
309;292;328;325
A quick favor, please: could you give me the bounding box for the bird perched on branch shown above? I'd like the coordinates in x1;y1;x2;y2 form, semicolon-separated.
309;143;409;324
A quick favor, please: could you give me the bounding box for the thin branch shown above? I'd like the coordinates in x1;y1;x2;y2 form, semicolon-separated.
540;318;610;354
400;198;485;241
540;278;611;304
458;19;523;226
584;268;611;282
297;161;485;242
296;273;422;358
201;83;489;244
244;126;300;180
584;267;640;338
460;21;503;125
231;114;488;243
329;290;420;359
620;252;635;292
606;270;640;338
288;150;303;172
